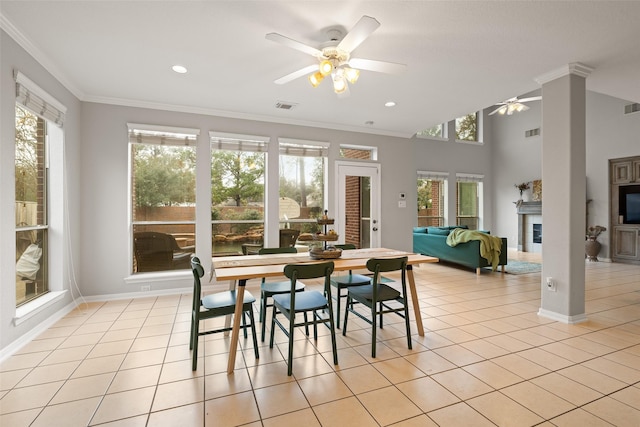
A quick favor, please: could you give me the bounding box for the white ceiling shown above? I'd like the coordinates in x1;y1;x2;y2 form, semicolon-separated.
2;1;639;138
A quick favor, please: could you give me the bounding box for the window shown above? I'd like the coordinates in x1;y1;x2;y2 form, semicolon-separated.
455;113;479;142
279;139;328;234
129;124;198;273
15;106;48;305
14;71;66;307
417;171;448;226
211;133;267;256
416;123;445;139
456;174;483;230
339;145;376;161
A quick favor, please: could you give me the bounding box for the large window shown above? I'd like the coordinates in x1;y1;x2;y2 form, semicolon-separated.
416;123;445;139
279;139;328;235
417;171;448;226
455;113;479;142
211;133;267;256
129;125;197;273
456;174;483;230
15;105;48;305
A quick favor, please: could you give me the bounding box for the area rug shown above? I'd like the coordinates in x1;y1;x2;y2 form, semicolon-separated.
484;259;541;274
502;259;542;275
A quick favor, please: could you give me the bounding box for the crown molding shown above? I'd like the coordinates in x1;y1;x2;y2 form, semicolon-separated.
1;12;85;100
534;62;595;85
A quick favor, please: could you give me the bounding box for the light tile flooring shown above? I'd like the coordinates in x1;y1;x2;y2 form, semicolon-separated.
1;251;640;426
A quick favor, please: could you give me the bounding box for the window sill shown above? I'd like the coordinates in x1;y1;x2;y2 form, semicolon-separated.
14;290;68;326
455;139;484;146
124;270;192;286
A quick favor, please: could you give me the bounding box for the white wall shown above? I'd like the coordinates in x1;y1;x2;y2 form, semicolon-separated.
1;30;82;350
490;89;640;258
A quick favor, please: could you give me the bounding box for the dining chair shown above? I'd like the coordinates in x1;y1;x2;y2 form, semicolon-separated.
258;247;306;342
133;231;194;272
270;261;338;376
190;256;259;370
342;256;411;358
329;244;372;327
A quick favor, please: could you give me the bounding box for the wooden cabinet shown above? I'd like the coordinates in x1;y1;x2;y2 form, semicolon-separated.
612;226;639;260
610;156;640;264
612;161;632;184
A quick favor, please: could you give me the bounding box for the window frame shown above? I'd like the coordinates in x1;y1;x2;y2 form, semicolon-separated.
417;171;448;227
455;173;484;230
128;123;199;274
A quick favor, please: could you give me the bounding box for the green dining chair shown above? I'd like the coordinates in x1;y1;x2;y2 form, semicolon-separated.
342;256;411;358
270;261;338;376
258;247;306;342
190;257;259;370
329;244;372;327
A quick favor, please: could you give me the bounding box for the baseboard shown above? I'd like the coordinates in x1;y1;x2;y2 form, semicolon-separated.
537;308;587;324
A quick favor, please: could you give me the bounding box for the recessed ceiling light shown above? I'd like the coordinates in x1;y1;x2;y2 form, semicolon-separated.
385;101;396;107
172;65;188;74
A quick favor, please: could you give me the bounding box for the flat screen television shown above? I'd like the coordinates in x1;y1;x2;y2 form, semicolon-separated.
619;185;640;224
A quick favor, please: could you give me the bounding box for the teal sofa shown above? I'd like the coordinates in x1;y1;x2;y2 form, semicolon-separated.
413;226;507;275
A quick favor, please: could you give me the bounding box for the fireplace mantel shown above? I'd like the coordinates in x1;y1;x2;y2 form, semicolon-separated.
516;201;542;215
517;201;542;251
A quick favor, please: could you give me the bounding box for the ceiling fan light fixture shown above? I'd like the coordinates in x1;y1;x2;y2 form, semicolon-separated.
319;59;333;76
309;71;325;88
344;67;360;84
332;75;347;94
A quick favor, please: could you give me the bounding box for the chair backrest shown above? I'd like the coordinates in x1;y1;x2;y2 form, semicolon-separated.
279;229;300;248
259;247;298;255
366;257;408;285
335;244;357;250
285;261;333;281
191;256;205;311
134;232;176;272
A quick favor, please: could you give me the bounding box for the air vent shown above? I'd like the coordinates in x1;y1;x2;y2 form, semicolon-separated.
525;127;541;138
624;103;640;114
275;101;297;110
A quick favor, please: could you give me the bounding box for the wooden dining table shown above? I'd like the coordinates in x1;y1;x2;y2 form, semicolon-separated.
211;247;438;373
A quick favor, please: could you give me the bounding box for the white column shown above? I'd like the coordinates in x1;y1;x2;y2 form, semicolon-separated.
536;63;593;323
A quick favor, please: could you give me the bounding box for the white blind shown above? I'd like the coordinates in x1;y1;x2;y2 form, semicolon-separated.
417;170;449;180
127;123;199;146
14;71;67;127
279;138;329;157
209;132;269;152
456;173;484;183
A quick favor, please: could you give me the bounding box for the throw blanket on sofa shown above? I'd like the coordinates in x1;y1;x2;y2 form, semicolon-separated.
446;229;502;270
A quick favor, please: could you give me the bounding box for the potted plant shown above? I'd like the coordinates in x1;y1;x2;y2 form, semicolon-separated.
514;182;531;200
585;225;606;261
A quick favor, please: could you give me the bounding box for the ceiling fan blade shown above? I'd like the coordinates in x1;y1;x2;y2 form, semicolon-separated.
348;58;407;74
265;33;322;57
518;96;542;103
489;106;504;116
274;64;319;85
337;15;380;53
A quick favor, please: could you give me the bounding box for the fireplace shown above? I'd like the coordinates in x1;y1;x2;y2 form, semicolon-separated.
517;201;542;252
533;223;542;244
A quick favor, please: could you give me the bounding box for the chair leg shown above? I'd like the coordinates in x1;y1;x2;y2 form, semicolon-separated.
189;311;196;350
248;309;260;359
192;318;199;371
403;299;412;350
371;305;377;358
269;305;277;349
379;301;384;328
327;305;338;366
304;312;310;336
260;292;268;342
242;311;248;339
335;287;341;328
342;296;350;335
287;313;295;376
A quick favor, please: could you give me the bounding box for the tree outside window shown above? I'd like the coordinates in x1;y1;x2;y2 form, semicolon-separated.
455;113;478;142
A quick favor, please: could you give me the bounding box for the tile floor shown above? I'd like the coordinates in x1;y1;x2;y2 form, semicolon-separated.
1;251;640;426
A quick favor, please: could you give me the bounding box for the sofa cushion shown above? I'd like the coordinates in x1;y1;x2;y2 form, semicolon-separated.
427;227;451;236
413;227;428;233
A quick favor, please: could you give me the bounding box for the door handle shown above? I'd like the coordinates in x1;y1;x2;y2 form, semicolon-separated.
372;227;378;231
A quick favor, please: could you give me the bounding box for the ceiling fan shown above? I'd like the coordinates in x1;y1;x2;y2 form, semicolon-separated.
489;96;542;116
266;15;406;96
